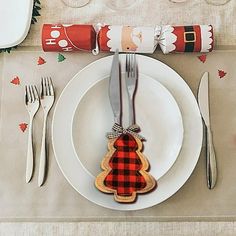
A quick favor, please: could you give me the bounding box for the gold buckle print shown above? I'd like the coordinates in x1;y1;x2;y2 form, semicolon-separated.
184;31;196;43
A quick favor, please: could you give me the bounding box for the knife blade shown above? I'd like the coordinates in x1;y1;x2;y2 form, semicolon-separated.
109;49;121;125
198;72;210;126
198;72;217;189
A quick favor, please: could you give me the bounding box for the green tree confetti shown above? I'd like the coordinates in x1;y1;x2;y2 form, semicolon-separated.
58;53;66;62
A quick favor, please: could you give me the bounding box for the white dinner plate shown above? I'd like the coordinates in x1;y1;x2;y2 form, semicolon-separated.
72;73;183;180
52;54;203;211
0;0;33;48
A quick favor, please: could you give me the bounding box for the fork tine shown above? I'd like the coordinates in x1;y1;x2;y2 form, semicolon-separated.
126;54;128;75
131;54;135;77
46;77;50;96
44;77;48;96
48;77;54;96
126;54;129;77
35;85;39;99
129;53;136;79
41;77;45;97
41;78;43;97
129;54;132;77
30;85;35;102
47;77;51;96
133;53;136;78
133;54;137;79
44;78;47;95
25;86;28;105
27;85;32;103
32;86;39;101
127;54;131;77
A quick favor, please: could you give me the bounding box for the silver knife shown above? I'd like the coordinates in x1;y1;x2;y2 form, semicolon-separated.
109;49;121;125
198;72;217;189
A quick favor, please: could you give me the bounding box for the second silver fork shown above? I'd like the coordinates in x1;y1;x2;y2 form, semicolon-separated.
25;85;40;183
125;53;138;126
38;77;54;187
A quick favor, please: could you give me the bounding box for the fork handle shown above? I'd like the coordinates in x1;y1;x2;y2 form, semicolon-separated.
128;99;135;126
26;120;34;183
38;116;47;187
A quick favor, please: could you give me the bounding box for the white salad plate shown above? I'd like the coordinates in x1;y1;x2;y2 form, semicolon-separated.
0;0;33;48
52;54;203;211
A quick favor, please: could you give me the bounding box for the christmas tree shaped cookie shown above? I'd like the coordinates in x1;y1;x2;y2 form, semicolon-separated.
96;128;156;203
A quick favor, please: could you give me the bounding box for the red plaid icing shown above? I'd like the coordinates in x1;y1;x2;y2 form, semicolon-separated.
104;133;147;196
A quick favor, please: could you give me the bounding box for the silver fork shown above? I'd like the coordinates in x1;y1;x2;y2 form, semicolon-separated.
25;85;40;183
38;77;55;186
125;53;138;126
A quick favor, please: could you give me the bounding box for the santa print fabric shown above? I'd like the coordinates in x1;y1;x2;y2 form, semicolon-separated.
104;133;147;196
98;25;157;53
159;25;214;54
42;24;214;54
42;24;96;52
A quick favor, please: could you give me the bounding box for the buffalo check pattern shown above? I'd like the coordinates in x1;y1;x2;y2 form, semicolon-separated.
104;133;147;196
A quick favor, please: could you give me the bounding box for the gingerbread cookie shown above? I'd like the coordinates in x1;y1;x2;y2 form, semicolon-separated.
95;124;156;203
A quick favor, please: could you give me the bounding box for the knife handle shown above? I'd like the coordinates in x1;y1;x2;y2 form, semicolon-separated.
206;127;217;189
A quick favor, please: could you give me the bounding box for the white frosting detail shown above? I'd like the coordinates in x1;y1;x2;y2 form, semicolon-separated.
58;39;68;47
51;30;60;38
107;25;123;51
62;24;73;27
158;25;177;54
200;25;213;52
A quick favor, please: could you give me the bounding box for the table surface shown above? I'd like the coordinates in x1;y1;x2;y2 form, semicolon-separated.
1;222;236;236
1;49;236;225
1;0;236;234
21;0;236;48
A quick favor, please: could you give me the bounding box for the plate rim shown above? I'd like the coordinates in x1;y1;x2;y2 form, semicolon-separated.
0;0;34;48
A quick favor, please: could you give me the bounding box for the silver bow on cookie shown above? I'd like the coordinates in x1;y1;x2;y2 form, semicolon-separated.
106;123;145;141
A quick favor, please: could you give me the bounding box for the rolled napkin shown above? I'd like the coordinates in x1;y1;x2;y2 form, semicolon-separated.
42;24;214;54
42;24;96;52
158;25;214;54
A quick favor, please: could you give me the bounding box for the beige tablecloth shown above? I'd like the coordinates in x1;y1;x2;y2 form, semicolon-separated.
0;50;236;221
21;0;236;48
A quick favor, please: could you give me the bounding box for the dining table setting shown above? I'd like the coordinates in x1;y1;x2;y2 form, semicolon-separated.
0;0;236;230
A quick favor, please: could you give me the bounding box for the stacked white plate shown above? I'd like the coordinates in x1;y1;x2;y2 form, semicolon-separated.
0;0;33;48
52;54;203;210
